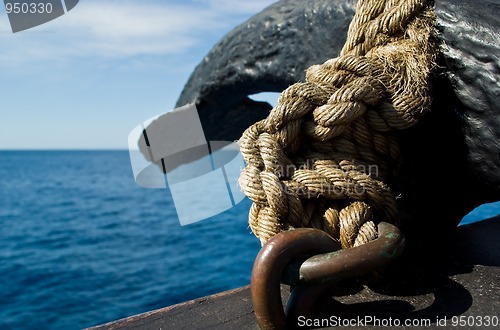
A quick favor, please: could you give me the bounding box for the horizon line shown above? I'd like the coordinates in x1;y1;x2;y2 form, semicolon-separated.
0;148;129;151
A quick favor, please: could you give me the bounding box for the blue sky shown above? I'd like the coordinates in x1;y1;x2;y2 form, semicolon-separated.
0;0;278;149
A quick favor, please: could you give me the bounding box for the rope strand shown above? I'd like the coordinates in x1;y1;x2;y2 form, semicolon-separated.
239;0;437;246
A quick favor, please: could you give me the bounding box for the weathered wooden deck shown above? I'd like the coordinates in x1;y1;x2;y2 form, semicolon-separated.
88;216;500;330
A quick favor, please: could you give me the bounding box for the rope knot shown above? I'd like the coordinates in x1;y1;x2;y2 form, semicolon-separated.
239;0;437;246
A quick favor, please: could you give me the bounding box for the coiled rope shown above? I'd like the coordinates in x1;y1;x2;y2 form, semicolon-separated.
238;0;437;247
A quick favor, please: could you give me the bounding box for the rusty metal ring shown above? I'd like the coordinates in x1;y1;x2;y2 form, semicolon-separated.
251;222;405;330
251;228;341;330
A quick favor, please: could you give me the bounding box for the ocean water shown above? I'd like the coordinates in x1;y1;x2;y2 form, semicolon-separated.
0;151;260;330
0;151;498;330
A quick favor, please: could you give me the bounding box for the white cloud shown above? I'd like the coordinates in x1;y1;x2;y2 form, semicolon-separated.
194;0;277;13
0;0;277;66
60;2;222;54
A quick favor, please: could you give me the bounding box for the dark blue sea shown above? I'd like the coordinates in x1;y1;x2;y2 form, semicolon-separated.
0;151;498;330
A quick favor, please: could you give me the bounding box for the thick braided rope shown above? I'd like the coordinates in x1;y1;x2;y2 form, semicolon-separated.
239;0;436;246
